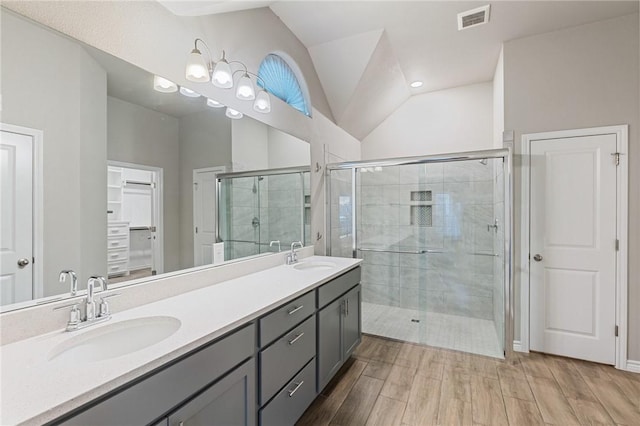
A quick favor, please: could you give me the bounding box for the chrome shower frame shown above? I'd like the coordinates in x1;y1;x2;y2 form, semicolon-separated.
325;148;514;359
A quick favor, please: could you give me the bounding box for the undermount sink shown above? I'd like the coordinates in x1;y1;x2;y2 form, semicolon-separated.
48;316;181;363
293;261;337;271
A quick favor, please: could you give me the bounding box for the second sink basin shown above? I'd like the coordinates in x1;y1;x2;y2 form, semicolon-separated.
49;316;181;363
293;261;337;271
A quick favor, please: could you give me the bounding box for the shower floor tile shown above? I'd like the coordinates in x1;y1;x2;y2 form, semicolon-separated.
361;302;504;359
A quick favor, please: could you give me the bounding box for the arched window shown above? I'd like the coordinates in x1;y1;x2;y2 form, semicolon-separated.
258;53;311;117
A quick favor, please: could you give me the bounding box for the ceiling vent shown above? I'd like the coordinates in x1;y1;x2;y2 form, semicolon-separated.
457;4;491;31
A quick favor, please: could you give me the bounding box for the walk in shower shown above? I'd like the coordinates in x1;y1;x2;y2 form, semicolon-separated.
327;149;511;358
218;167;311;261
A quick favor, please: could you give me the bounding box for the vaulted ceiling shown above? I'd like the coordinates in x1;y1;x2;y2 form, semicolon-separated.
159;1;639;140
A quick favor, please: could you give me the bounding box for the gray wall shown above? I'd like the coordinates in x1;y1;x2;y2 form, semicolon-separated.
178;109;232;269
504;13;640;359
1;10;107;295
107;97;181;273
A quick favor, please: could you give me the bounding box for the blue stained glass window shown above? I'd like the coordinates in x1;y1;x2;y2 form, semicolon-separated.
258;54;311;117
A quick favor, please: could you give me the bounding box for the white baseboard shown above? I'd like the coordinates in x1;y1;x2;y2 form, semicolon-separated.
625;360;640;373
513;340;526;352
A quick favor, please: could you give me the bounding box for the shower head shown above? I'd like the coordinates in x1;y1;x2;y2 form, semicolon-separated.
479;158;488;165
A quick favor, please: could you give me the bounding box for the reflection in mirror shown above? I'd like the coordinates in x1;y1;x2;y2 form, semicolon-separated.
0;9;310;311
218;167;311;261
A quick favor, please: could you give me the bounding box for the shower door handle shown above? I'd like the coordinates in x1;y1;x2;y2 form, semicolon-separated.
533;254;543;262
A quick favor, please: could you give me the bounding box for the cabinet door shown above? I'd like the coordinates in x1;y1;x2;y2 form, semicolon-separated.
343;285;361;358
317;297;343;391
168;359;256;426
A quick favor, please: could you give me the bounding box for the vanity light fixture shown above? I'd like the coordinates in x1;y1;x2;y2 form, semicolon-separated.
206;98;225;108
185;38;271;113
235;73;255;100
179;87;201;98
225;107;243;119
153;75;178;93
253;90;271;113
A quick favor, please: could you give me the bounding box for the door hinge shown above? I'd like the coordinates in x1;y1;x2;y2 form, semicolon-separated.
32;257;35;264
151;182;156;189
612;152;621;166
615;239;620;251
615;325;619;337
195;226;198;234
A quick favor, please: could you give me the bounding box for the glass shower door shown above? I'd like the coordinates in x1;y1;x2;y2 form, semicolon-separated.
218;176;262;261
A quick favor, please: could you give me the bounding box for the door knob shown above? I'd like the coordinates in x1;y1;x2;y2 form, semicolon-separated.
17;258;30;267
533;254;543;262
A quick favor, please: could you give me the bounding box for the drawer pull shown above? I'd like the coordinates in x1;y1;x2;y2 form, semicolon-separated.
287;380;304;397
288;332;305;345
287;305;304;315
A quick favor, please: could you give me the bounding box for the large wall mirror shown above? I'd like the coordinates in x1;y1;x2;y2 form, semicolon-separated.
0;9;311;311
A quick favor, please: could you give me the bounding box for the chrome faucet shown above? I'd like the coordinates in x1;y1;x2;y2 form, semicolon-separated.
270;240;281;252
55;275;116;331
287;241;303;265
59;270;78;296
86;276;107;321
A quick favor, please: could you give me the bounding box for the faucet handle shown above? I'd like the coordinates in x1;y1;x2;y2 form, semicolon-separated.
99;293;120;318
54;300;82;328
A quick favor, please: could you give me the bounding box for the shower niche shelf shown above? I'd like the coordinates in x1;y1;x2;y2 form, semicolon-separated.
409;190;433;227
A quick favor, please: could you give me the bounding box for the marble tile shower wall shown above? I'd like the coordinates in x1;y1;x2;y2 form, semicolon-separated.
358;161;497;320
227;177;263;259
264;173;305;247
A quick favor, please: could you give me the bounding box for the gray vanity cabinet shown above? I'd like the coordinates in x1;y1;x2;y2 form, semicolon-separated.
316;268;362;392
54;324;256;426
167;359;256;426
51;265;362;426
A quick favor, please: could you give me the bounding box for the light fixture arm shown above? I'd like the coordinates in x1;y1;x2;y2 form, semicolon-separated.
193;38;214;72
231;69;266;87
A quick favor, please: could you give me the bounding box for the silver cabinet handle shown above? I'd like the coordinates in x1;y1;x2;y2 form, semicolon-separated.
17;258;30;267
288;380;304;397
287;305;304;315
288;332;305;345
346;299;349;316
533;254;543;262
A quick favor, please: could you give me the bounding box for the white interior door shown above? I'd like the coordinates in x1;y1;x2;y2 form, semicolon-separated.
193;167;225;266
529;133;617;364
0;130;33;305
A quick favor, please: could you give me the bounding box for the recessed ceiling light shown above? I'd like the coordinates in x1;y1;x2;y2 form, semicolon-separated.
410;81;423;88
153;75;178;93
179;87;201;98
206;98;224;108
225;107;243;119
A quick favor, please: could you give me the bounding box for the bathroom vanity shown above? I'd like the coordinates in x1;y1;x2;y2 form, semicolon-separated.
0;256;361;426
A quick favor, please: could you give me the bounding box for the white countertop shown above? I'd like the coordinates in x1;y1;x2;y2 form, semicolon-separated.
0;255;361;425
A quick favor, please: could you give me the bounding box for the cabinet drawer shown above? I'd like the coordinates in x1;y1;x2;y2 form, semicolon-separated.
107;261;128;276
259;316;315;405
107;249;128;263
259;291;315;346
107;225;128;237
260;358;316;426
107;236;129;250
58;324;256;425
317;267;361;308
